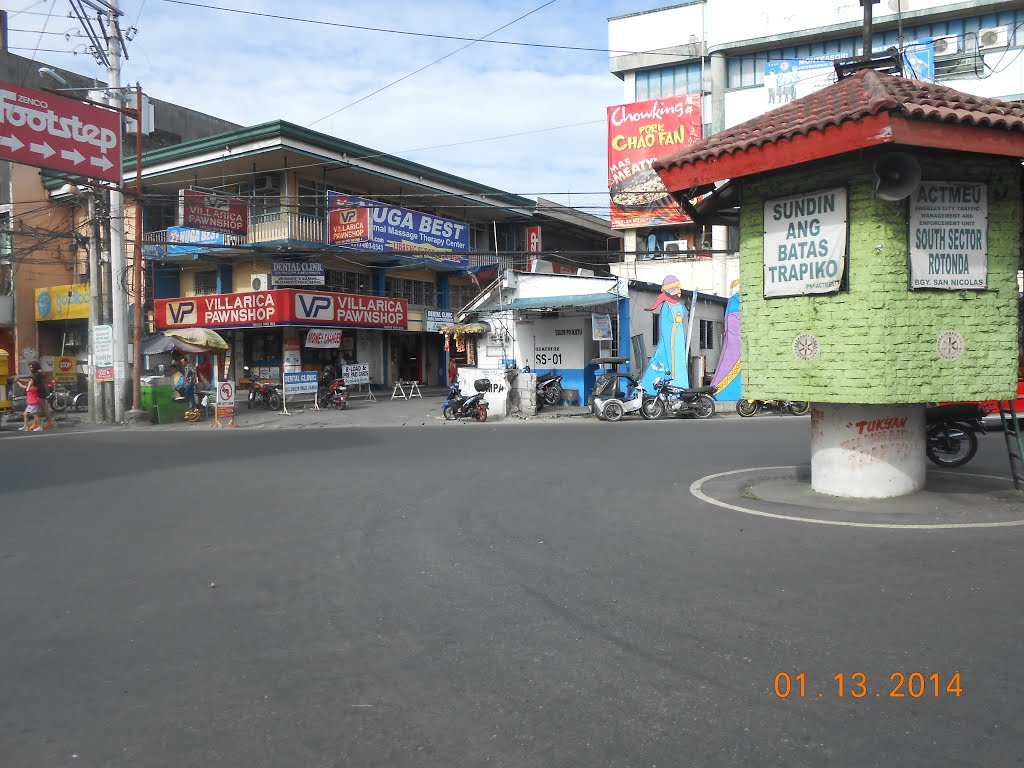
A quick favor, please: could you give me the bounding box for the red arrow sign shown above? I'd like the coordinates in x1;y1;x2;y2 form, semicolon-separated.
0;81;121;183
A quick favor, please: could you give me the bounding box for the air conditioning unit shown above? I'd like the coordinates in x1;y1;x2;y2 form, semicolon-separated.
978;26;1009;51
932;34;961;57
663;239;690;253
250;273;271;291
254;175;280;192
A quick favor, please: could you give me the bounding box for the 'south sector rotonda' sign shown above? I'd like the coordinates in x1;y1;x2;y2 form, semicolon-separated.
607;94;702;229
179;189;248;236
155;289;408;331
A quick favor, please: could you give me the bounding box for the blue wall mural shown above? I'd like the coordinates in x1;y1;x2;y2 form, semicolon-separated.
640;275;690;393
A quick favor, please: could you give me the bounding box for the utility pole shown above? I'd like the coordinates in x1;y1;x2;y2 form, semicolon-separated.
105;0;128;422
87;191;101;422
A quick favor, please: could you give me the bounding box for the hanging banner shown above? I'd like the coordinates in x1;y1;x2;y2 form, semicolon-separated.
305;328;342;348
909;181;987;290
592;313;613;341
607;94;702;229
763;187;847;297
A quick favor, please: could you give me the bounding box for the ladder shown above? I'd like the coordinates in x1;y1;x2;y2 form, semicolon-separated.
998;401;1024;491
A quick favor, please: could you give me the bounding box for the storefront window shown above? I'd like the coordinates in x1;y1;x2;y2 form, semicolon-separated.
386;277;436;307
245;329;283;364
194;271;217;296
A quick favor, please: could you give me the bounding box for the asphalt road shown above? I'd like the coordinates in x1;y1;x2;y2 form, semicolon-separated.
1;418;1021;767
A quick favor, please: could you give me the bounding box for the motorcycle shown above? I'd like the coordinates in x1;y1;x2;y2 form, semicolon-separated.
926;403;987;467
643;376;716;420
537;374;563;406
316;376;349;410
443;380;489;422
244;366;282;411
736;398;810;417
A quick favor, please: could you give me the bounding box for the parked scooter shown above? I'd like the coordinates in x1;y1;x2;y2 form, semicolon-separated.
736;398;810;417
926;403;987;467
244;366;282;410
643;376;716;420
317;376;349;410
537;374;563;406
443;380;489;422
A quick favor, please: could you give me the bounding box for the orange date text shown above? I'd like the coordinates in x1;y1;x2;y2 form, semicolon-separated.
773;671;962;699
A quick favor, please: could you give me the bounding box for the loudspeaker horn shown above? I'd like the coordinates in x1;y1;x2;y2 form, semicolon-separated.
873;152;922;201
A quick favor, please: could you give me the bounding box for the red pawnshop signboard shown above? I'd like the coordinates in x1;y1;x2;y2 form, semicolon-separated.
0;81;121;183
179;189;248;236
328;207;371;244
606;94;702;229
155;289;408;331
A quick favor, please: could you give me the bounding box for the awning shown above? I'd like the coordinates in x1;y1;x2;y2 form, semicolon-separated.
438;323;488;334
477;294;619;311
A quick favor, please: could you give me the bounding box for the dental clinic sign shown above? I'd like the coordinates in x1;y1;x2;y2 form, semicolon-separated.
763;187;847;297
909;181;987;290
0;81;121;183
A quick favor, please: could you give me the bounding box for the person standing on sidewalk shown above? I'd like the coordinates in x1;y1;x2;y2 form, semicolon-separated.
17;361;54;431
448;357;458;386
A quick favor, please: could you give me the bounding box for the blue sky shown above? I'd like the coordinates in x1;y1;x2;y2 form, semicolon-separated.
6;1;671;218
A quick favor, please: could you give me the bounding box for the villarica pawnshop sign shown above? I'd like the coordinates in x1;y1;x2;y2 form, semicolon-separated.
763;187;847;298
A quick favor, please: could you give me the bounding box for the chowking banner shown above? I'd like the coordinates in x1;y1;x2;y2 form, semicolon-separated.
155;289;409;330
607;94;702;229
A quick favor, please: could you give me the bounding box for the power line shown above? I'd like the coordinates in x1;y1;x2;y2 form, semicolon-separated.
156;0;687;59
308;0;557;127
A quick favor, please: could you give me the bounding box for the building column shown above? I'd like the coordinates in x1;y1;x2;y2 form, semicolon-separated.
810;403;926;498
710;51;727;135
372;268;386;297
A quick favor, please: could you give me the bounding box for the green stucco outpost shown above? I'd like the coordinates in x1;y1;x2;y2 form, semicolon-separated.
739;151;1019;404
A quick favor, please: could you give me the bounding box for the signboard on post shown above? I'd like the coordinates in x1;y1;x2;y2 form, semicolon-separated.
54;355;77;384
0;81;121;183
284;371;318;395
341;364;370;385
93;324;114;381
909;181;987;290
179;189;248;236
763;187;847;297
214;379;236;426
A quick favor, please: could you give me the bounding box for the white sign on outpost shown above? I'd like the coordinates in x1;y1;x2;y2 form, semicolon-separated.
763;187;847;297
909;181;987;290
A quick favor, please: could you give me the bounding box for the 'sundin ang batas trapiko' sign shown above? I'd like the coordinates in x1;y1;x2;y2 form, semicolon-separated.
909;181;987;290
763;187;847;298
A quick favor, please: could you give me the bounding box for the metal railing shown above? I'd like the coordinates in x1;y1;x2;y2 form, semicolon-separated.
248;212;324;245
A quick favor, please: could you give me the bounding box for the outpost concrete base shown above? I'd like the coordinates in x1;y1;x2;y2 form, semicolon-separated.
810;403;926;498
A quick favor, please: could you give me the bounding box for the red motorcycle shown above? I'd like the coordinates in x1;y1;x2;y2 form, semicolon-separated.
244;366;282;411
317;377;349;410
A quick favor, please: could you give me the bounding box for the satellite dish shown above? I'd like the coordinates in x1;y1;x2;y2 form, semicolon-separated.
874;152;922;201
887;0;910;12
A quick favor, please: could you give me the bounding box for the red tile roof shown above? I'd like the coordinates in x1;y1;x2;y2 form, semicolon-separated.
654;69;1024;174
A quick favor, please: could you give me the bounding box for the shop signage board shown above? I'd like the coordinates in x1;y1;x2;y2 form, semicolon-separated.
273;260;324;286
155;289;409;331
305;328;342;348
283;338;301;373
35;283;89;321
592;313;613;341
425;309;454;332
763;187;847;298
341;363;370;385
0;81;121;183
179;189;248;236
326;191;470;268
909;181;987;290
284;371;318;395
292;291;408;330
327;207;371;244
54;355;77;384
531;317;587;368
607;94;702;229
93;324;114;382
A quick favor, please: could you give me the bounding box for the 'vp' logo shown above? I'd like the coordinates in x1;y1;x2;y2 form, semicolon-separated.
296;293;333;320
339;209;359;223
167;300;197;325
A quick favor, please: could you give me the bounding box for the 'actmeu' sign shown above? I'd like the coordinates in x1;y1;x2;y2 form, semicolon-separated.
909;181;987;290
763;187;847;297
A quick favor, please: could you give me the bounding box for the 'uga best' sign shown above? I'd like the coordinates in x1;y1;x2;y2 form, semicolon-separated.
156;289;408;331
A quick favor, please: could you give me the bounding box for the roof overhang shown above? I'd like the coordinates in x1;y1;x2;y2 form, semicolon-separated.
657;112;1024;193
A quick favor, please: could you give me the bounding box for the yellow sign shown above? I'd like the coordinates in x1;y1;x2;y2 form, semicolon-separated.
35;283;90;321
54;355;77;384
0;349;9;410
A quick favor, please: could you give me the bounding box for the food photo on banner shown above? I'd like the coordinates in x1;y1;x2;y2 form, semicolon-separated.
606;94;702;229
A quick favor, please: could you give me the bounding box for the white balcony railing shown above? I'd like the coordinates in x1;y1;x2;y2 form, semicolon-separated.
248;212;324;245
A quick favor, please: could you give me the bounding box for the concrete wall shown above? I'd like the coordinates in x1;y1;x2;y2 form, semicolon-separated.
739;151;1019;403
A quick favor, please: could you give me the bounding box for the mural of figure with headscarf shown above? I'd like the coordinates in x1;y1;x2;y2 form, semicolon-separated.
711;279;742;400
640;275;689;394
